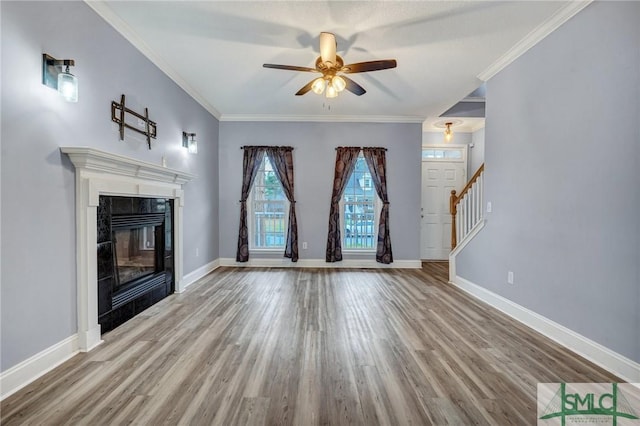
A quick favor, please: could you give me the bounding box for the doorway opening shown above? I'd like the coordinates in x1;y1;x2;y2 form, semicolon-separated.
420;145;467;260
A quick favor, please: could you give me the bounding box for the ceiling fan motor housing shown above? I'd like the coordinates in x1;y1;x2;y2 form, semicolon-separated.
316;55;344;73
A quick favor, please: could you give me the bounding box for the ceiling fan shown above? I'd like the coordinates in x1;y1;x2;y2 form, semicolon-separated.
263;32;397;98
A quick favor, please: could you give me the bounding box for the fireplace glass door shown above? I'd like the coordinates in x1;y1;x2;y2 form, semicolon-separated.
113;226;157;285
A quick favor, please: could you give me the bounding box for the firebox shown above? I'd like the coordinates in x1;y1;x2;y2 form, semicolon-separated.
97;196;174;333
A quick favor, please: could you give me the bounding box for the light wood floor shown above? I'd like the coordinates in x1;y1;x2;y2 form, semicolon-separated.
1;263;619;425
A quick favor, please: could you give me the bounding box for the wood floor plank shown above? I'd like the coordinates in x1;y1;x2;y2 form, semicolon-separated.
1;263;622;425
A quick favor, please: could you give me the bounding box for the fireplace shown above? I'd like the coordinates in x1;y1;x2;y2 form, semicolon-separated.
62;147;195;351
97;196;174;333
113;225;157;285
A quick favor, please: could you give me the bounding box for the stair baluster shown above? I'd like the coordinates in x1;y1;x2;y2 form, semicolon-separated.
449;164;484;250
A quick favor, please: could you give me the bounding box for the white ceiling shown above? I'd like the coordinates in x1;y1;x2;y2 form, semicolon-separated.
88;1;584;125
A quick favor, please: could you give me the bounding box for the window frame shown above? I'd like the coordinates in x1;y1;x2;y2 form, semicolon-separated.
421;144;467;163
247;155;289;252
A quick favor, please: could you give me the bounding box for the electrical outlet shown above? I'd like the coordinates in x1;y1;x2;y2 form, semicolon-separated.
487;201;492;213
302;242;308;250
196;248;199;257
507;271;514;284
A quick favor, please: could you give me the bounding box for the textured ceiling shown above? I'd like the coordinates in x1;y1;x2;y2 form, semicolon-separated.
89;1;581;125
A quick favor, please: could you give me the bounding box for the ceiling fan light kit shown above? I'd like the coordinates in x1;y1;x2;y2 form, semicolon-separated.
311;75;346;98
263;32;397;99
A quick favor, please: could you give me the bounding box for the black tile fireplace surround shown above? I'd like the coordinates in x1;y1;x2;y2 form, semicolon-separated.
97;196;174;333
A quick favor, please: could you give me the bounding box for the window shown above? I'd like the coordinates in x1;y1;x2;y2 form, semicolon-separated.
341;153;379;251
421;147;464;161
249;155;288;249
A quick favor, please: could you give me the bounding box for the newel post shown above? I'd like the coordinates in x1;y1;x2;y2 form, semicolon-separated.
450;190;457;250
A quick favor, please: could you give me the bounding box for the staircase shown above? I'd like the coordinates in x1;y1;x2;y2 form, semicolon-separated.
450;164;484;250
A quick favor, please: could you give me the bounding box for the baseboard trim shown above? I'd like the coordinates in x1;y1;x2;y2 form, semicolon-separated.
0;334;79;401
452;275;640;383
218;258;422;269
177;258;221;293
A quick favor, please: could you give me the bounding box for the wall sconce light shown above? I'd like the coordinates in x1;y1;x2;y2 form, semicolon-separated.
182;132;197;154
42;54;78;102
444;122;454;142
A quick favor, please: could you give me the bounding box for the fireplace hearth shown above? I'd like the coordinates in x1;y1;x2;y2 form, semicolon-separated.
97;196;174;333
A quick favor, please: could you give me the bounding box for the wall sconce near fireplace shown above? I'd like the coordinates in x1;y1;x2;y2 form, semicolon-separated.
42;53;78;102
182;132;197;154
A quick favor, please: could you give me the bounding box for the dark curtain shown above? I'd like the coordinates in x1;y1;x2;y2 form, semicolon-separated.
265;147;298;262
236;146;266;262
362;147;393;263
326;147;362;262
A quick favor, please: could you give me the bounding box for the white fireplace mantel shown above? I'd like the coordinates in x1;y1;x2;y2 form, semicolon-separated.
61;147;196;352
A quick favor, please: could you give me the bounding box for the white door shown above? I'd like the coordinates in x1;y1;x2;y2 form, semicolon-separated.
420;147;467;260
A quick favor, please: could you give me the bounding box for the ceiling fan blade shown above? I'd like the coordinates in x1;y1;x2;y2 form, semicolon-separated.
295;80;315;96
341;75;366;96
263;64;319;73
319;32;337;66
342;59;397;74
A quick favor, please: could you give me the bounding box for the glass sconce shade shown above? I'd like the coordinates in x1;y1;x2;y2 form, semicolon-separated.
58;69;78;103
43;54;78;102
182;132;197;154
187;137;198;154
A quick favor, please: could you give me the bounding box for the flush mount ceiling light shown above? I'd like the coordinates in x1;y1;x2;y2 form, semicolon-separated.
42;53;78;102
444;122;454;142
434;119;462;143
263;32;397;99
182;132;197;154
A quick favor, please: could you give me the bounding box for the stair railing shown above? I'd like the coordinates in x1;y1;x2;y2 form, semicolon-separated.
450;164;484;250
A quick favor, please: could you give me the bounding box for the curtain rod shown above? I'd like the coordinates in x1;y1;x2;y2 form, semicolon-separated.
335;147;388;151
240;145;293;150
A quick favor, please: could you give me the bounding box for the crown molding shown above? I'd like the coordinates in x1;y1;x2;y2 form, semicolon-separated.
477;1;592;81
219;114;425;124
84;1;222;120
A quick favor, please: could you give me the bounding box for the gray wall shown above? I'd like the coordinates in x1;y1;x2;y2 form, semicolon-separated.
1;1;219;371
469;128;485;174
457;2;639;362
219;122;422;261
